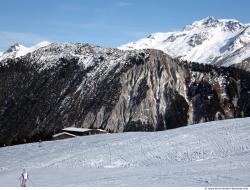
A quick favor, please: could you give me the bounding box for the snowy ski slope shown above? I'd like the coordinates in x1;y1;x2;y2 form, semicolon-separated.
0;118;250;186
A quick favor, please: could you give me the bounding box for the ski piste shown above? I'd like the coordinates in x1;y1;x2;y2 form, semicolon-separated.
0;118;250;186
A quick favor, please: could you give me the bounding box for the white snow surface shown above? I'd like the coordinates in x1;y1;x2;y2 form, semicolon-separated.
0;42;149;73
52;132;77;138
0;118;250;186
0;41;50;61
62;127;93;132
119;17;250;66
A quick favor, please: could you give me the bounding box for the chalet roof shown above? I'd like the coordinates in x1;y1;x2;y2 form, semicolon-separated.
52;132;77;138
62;127;108;133
62;127;93;133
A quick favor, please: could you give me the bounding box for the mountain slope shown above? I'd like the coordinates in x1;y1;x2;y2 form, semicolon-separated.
233;56;250;72
0;117;250;186
0;41;50;61
0;43;250;146
119;17;250;67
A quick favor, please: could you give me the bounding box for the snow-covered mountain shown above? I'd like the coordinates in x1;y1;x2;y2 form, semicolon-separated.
0;43;249;146
119;17;250;67
0;117;250;186
0;41;50;61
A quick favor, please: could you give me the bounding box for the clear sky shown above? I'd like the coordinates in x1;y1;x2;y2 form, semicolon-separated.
0;0;250;51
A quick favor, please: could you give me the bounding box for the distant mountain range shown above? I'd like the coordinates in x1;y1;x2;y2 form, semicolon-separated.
0;17;250;146
119;16;250;68
1;17;250;69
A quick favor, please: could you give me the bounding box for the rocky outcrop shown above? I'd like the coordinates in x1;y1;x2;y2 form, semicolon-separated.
232;57;250;71
0;43;249;146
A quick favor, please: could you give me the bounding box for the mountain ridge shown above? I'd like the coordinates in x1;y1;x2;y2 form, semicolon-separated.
119;17;250;67
0;41;50;61
0;43;249;146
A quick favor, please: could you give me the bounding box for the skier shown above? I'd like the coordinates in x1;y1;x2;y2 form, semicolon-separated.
19;168;29;187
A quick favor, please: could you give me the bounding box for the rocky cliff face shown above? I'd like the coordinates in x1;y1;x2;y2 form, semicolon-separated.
0;43;249;146
233;57;250;72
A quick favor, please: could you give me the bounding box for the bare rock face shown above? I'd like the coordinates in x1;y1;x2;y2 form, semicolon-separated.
0;43;249;146
232;57;250;72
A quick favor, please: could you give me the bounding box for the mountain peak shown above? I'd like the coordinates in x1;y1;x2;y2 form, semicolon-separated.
183;16;246;32
199;16;217;24
119;17;250;66
183;16;219;31
4;43;26;54
0;41;50;61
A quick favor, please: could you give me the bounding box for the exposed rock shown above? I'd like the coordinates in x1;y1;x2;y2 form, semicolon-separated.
0;43;249;146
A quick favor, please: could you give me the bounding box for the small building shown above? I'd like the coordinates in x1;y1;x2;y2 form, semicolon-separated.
62;127;108;136
52;132;76;140
52;127;108;140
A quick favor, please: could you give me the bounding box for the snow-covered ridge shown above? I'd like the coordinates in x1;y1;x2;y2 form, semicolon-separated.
16;42;149;72
0;41;50;61
119;16;250;66
0;118;250;186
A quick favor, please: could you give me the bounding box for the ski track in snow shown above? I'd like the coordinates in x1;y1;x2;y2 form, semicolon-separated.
0;118;250;186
